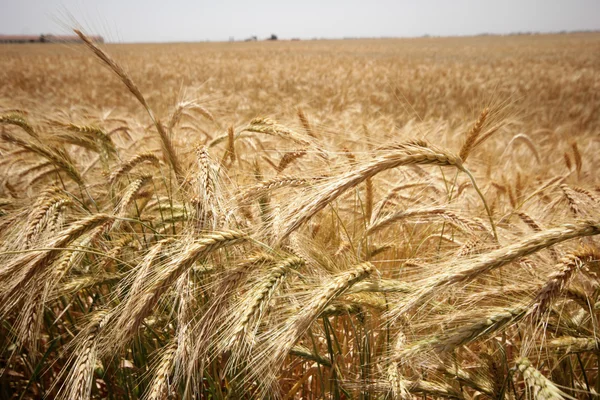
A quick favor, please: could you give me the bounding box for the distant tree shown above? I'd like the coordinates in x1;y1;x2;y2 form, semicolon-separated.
268;34;278;41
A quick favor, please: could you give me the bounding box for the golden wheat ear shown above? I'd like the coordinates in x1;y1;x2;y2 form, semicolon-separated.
279;141;465;242
245;262;376;396
516;358;572;400
102;230;249;354
74;29;183;180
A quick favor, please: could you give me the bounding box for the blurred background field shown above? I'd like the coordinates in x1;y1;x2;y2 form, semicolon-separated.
2;33;599;131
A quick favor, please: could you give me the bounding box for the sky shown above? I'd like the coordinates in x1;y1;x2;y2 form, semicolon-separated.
1;0;599;43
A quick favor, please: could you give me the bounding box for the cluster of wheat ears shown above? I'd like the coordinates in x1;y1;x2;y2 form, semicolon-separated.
0;30;599;399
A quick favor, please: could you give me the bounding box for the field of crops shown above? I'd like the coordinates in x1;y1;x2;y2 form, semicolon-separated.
0;32;599;399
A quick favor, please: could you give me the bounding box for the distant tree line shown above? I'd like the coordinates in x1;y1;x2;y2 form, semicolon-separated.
0;34;104;44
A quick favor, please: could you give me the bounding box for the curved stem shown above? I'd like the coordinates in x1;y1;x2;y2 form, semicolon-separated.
461;167;498;242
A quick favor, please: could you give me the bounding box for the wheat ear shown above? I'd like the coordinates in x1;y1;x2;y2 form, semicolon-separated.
110;230;248;347
146;342;177;400
433;306;526;353
547;336;599;353
224;257;306;371
399;220;600;316
0;214;113;309
25;195;71;246
366;206;483;236
74;29;183;179
560;184;586;216
276;150;307;174
244;117;312;146
60;311;111;400
109;152;160;184
387;363;411;399
516;358;566;400
240;177;312;204
459;107;489;161
1;131;83;185
220;125;236;165
116;175;152;216
251;263;375;394
0;113;38;138
279;141;465;242
297;107;316;137
233;257;305;340
571;141;582;178
530;249;597;317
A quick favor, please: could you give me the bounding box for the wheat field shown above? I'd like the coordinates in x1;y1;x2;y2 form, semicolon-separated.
0;31;599;399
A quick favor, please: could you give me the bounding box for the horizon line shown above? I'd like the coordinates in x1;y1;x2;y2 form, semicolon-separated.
1;29;598;45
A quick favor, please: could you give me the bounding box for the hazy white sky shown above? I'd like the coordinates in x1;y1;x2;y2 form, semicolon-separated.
1;0;599;42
